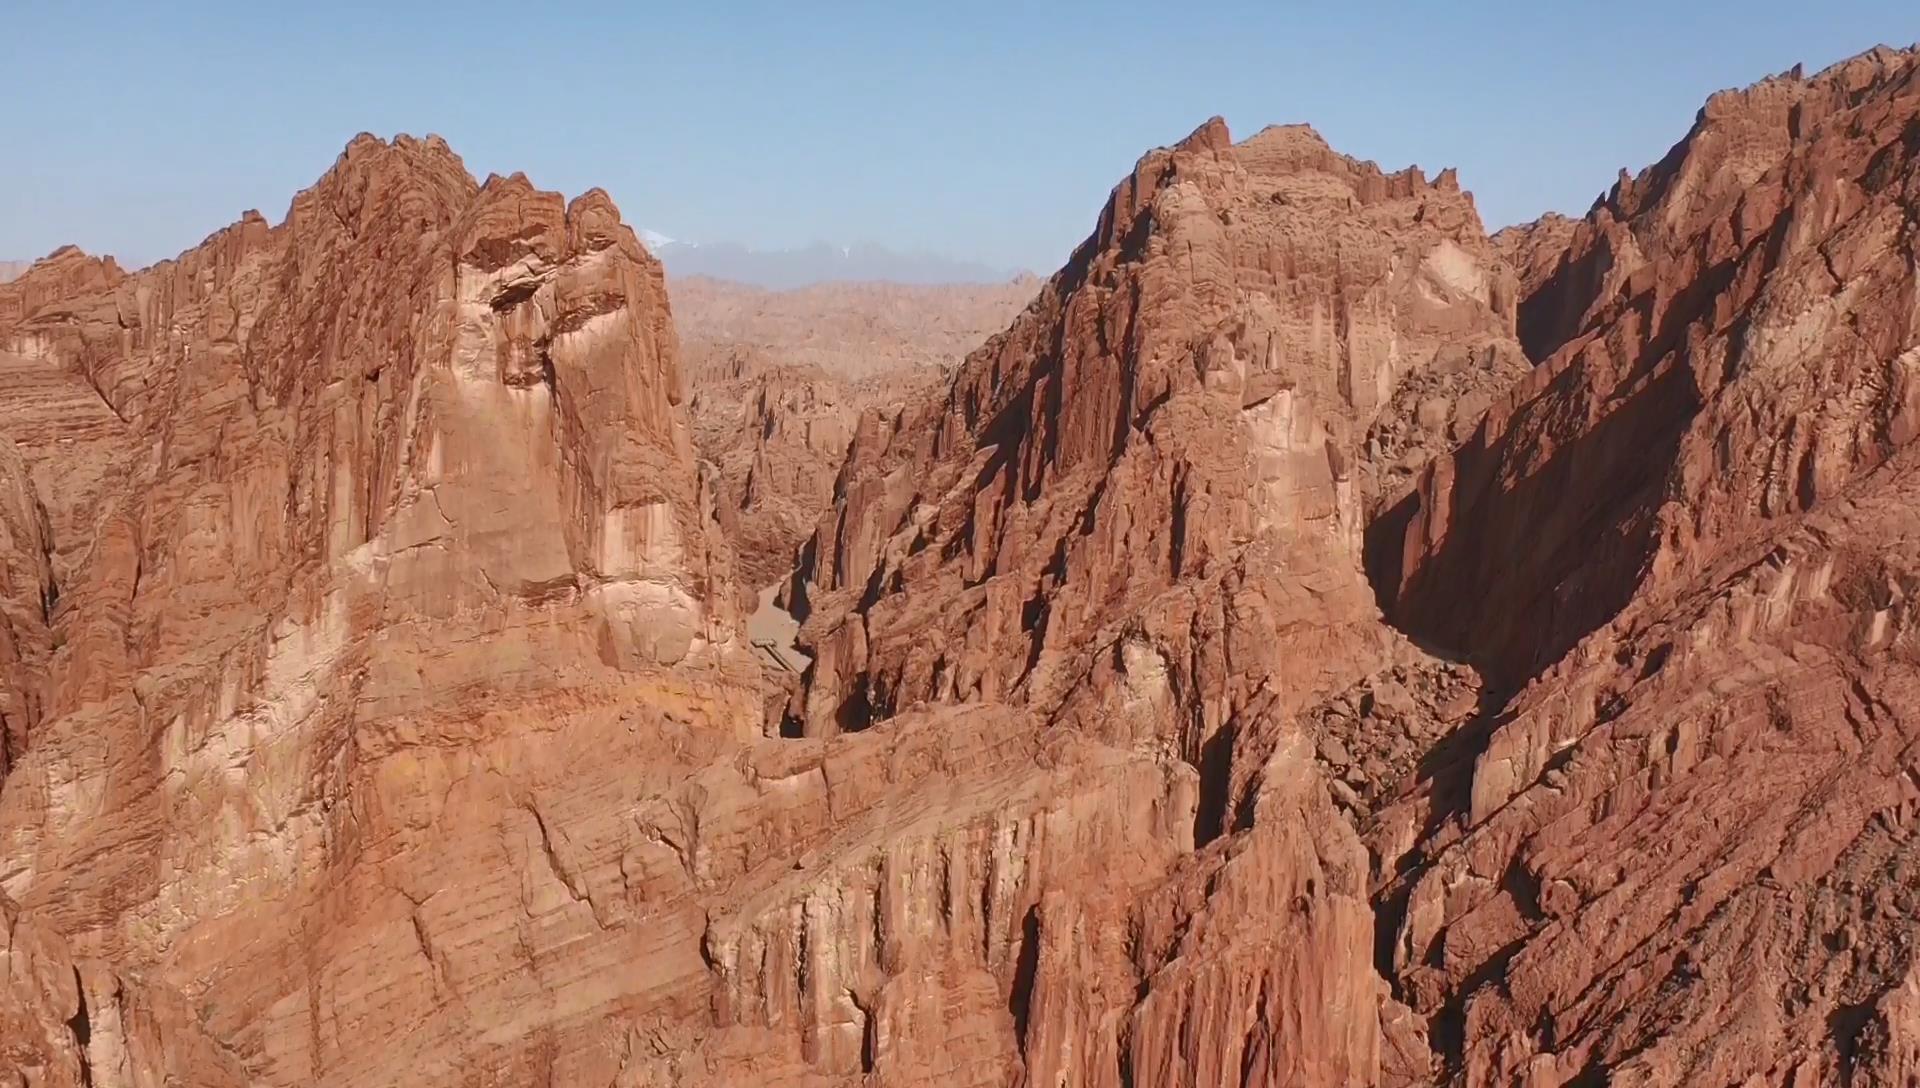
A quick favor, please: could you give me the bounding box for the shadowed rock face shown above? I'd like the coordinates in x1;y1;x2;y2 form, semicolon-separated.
790;117;1524;739
0;894;250;1087
5;43;1920;1088
1367;46;1920;1085
781;116;1528;1084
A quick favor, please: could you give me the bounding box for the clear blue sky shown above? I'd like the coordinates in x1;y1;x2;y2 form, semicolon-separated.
4;1;1914;274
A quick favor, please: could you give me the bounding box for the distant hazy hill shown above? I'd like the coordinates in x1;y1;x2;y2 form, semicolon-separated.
647;236;1019;289
0;260;30;283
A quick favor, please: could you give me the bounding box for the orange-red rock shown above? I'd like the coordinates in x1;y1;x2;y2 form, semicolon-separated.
0;133;756;1085
1369;46;1920;1084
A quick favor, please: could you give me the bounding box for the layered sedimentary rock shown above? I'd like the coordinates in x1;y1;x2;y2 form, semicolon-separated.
792;117;1523;741
0;134;756;1085
0;443;51;776
0;895;249;1087
1368;46;1920;1083
781;117;1527;1084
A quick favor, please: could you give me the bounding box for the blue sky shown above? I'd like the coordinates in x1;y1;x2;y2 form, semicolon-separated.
3;1;1914;273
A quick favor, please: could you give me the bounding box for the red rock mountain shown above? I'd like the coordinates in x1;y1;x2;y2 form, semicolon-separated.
3;44;1920;1088
1366;45;1920;1083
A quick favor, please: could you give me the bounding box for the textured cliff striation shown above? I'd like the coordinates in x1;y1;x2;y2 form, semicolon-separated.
772;116;1529;1084
1367;46;1920;1084
790;117;1524;743
1375;46;1920;687
0;894;250;1087
0;133;760;1085
691;353;928;596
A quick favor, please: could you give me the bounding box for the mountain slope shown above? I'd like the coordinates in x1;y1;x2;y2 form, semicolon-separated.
0;134;753;1085
1367;45;1920;1084
782;116;1529;1085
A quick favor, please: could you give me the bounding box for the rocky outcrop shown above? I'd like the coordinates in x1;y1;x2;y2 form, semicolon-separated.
1375;46;1920;688
1368;47;1920;1083
0;442;51;776
777;116;1529;1084
688;350;930;595
792;117;1523;742
10;43;1920;1088
0;134;753;1085
0;895;249;1087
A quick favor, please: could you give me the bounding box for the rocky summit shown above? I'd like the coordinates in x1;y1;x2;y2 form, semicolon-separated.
2;44;1920;1088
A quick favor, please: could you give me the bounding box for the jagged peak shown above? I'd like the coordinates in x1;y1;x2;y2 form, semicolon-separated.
1231;122;1466;201
479;170;537;193
569;186;621;218
1597;44;1920;229
1173;115;1232;153
1802;41;1917;90
1235;122;1328;154
319;131;478;197
20;244;121;280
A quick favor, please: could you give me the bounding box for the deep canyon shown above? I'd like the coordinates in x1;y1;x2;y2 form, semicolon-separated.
2;45;1920;1088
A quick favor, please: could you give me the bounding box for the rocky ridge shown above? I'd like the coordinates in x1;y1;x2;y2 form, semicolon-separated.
0;133;756;1085
780;115;1527;1084
1366;45;1920;1083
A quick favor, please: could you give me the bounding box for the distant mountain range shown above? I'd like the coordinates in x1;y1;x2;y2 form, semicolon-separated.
2;240;1021;291
642;233;1023;289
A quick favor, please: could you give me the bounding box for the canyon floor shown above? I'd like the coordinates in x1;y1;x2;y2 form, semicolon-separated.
2;45;1920;1088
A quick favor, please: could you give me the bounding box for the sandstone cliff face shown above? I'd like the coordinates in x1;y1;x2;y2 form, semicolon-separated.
0;895;249;1088
1368;47;1920;1084
792;117;1523;743
778;117;1528;1084
0;134;756;1084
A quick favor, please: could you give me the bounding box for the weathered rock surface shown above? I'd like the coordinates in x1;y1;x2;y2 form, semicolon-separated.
0;134;758;1085
792;117;1522;742
1369;46;1920;1084
0;894;249;1087
784;116;1527;1084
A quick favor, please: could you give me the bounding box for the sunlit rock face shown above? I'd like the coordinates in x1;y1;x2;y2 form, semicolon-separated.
0;133;756;1085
